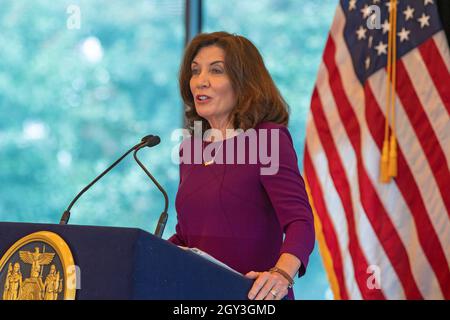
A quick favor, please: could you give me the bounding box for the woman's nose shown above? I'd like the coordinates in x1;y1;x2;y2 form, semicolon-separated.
196;72;210;88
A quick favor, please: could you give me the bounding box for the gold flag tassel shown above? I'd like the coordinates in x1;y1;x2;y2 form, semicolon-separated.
388;0;398;179
380;0;397;183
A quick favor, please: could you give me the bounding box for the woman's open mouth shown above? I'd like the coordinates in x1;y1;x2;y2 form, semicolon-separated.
195;95;212;104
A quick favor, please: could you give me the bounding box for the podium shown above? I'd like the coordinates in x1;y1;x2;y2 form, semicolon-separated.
0;222;253;300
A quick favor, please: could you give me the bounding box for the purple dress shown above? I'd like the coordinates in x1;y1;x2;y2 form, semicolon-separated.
168;121;315;298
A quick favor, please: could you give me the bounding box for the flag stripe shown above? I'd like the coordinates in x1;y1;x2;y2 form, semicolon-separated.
323;5;409;299
311;87;386;299
304;176;343;300
418;36;450;115
364;84;450;298
323;35;423;299
306;2;450;299
368;71;450;266
402;46;450;169
315;60;409;299
332;18;444;298
396;60;450;216
327;8;409;299
368;72;450;252
432;32;450;72
309;195;343;300
306;112;363;299
304;148;349;300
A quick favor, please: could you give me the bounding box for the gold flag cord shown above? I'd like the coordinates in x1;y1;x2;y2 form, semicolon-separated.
380;0;398;183
388;0;398;178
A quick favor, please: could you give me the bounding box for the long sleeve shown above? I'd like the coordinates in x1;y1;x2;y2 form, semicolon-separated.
260;125;315;277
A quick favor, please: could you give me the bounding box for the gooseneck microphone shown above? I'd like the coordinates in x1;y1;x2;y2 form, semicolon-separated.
59;135;163;228
133;135;169;238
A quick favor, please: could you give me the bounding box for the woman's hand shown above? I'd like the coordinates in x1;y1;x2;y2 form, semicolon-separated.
245;271;290;300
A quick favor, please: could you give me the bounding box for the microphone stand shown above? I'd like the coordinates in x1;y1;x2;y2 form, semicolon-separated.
59;140;146;225
133;147;169;238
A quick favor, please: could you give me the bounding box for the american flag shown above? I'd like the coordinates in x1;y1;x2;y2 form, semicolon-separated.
304;0;449;299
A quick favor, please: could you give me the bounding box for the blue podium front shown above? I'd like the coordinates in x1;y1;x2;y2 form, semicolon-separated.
0;222;252;300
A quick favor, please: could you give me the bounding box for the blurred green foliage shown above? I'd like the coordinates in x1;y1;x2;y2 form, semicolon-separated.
0;0;184;230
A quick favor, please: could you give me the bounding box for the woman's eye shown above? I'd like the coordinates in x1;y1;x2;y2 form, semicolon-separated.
191;69;199;75
211;68;223;74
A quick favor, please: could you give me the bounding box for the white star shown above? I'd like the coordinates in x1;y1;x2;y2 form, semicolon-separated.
398;27;411;42
424;0;434;5
375;41;388;55
365;56;371;70
381;19;390;34
361;4;371;19
356;25;367;40
417;13;431;28
349;0;357;11
403;5;415;21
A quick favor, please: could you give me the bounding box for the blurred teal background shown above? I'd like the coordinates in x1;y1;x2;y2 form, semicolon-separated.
0;0;337;299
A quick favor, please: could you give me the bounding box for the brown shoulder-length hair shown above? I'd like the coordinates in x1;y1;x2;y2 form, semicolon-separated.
179;31;289;134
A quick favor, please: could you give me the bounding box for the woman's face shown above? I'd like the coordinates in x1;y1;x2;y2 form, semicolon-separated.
190;45;237;128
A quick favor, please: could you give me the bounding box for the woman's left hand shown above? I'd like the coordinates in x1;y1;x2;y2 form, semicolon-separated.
245;271;289;300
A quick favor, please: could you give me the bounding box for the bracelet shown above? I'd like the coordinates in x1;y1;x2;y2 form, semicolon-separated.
269;267;295;288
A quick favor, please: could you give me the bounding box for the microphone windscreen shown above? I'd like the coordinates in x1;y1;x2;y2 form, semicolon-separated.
141;135;160;147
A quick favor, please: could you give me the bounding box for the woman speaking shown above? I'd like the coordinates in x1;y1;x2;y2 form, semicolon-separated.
168;31;315;300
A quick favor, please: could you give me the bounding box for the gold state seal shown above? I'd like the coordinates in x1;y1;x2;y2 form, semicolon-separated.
0;231;76;300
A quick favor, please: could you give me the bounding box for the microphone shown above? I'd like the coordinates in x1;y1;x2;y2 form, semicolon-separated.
140;134;161;148
59;135;160;225
133;135;169;238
